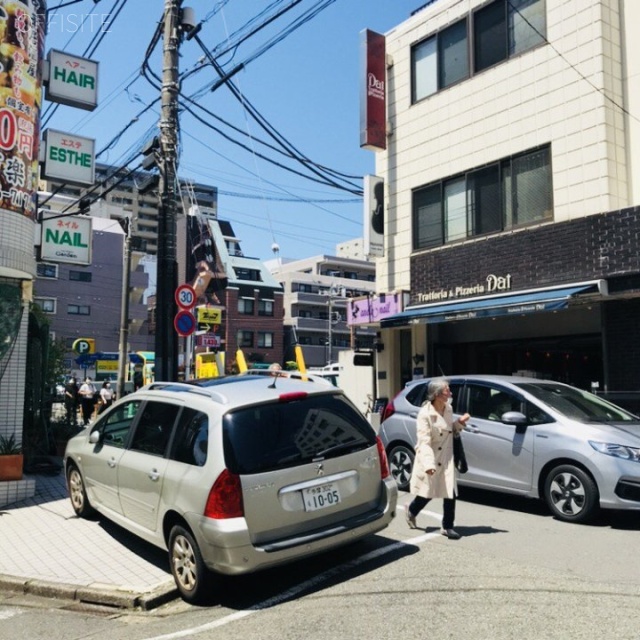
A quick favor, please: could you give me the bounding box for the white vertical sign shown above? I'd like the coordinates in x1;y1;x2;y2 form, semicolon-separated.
364;175;384;257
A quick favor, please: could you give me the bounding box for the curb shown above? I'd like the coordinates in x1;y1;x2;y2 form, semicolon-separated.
0;574;178;610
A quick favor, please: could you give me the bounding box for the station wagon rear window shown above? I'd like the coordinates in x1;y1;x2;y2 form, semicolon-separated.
222;394;376;474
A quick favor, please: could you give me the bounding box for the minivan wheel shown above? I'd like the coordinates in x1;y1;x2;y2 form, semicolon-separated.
169;524;213;604
387;444;415;492
67;463;95;518
543;464;600;524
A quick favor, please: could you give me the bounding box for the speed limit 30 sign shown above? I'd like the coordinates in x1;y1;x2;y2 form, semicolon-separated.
175;283;196;309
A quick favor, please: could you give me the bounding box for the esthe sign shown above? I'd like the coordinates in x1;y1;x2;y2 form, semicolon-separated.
174;310;196;337
40;214;92;265
175;284;196;309
45;50;99;111
41;129;95;186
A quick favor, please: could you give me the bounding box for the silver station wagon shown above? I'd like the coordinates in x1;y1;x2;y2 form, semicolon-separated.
65;375;397;603
379;374;640;524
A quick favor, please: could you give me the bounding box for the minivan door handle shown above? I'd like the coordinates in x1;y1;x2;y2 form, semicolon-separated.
148;469;160;481
464;425;480;433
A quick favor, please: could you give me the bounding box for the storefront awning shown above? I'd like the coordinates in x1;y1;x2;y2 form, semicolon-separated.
381;281;605;329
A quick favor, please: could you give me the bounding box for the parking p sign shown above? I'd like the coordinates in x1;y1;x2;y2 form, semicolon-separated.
72;338;95;354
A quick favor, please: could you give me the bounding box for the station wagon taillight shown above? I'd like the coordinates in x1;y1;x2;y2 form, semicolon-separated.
278;392;308;402
204;469;244;519
380;394;398;421
376;437;390;479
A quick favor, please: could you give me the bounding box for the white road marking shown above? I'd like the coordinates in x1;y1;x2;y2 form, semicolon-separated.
141;523;442;640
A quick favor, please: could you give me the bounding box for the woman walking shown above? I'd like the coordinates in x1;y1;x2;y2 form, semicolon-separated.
406;378;470;539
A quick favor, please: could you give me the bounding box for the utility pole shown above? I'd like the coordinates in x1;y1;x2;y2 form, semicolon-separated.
117;217;132;398
155;0;182;382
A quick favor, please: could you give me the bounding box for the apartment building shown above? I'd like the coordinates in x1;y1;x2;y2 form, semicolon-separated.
369;0;640;402
269;248;377;368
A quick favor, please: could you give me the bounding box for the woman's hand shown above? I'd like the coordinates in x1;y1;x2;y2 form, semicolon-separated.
427;468;436;476
458;412;471;426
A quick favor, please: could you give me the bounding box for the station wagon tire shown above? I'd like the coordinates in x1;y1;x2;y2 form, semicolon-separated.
169;524;212;604
387;443;415;492
67;463;95;518
543;464;600;524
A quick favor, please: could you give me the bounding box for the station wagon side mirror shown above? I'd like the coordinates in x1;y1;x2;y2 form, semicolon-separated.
89;430;101;445
501;411;528;434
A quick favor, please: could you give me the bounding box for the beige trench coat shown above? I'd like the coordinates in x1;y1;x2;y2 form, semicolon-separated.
409;401;464;499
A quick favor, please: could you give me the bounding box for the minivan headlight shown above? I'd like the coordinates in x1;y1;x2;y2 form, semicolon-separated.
589;440;640;462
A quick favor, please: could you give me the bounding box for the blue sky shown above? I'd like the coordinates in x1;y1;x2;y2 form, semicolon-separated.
43;0;420;261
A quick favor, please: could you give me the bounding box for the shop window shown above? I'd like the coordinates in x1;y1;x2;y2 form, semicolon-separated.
413;145;551;249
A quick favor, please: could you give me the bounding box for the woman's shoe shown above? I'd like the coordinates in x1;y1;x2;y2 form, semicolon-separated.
405;507;417;529
440;528;461;540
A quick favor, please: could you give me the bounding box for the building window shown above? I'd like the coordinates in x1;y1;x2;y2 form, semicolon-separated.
298;283;313;293
412;18;468;102
238;298;254;315
35;297;56;314
412;0;545;102
298;310;312;318
68;304;90;315
299;336;312;345
257;332;273;348
237;330;253;347
36;263;58;278
234;267;261;281
413;145;552;250
69;270;92;282
474;0;546;73
258;299;274;316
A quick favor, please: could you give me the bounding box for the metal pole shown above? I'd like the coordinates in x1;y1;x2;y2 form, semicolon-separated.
116;221;131;398
327;295;333;366
155;0;182;382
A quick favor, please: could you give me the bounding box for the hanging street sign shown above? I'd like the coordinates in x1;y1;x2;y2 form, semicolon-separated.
41;129;96;186
40;214;92;265
44;50;99;111
174;310;196;337
175;283;196;309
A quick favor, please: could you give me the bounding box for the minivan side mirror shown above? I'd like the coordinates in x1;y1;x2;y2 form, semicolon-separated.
501;411;528;434
89;430;101;445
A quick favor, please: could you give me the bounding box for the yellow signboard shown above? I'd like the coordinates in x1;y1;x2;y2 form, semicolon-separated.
97;361;118;372
196;307;222;324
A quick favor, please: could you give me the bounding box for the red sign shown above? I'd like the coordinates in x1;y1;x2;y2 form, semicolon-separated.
360;29;386;151
198;334;221;348
175;283;196;309
174;310;196;337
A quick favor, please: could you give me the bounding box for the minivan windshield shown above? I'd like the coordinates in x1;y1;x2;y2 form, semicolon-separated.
222;394;376;474
517;382;638;423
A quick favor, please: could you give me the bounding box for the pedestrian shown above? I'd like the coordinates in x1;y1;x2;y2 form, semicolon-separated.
78;377;97;426
405;377;470;539
98;380;115;414
64;376;78;427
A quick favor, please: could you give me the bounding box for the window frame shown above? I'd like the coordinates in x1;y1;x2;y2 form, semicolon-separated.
68;304;91;315
35;297;57;314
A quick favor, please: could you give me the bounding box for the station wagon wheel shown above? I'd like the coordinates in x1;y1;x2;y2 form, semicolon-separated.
543;464;600;524
387;443;415;492
67;463;95;518
169;524;212;604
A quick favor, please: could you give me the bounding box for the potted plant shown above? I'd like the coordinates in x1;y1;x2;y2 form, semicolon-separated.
0;433;24;481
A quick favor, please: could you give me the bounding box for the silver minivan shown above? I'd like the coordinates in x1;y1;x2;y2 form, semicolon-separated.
65;375;397;603
379;374;640;524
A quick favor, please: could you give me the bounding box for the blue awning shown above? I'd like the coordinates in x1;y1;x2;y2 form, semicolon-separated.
381;282;602;328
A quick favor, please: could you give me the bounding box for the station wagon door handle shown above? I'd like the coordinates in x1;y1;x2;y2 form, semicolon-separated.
464;425;480;433
148;469;160;481
107;458;117;468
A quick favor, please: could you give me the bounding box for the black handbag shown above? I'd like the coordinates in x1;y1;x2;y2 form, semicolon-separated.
453;434;468;474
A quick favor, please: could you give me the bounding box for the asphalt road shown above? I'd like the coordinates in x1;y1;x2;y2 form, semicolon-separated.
2;489;639;640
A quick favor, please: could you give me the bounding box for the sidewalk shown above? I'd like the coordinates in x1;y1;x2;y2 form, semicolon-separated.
0;469;177;610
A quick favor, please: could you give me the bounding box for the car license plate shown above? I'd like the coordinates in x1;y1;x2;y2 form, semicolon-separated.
302;483;341;512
